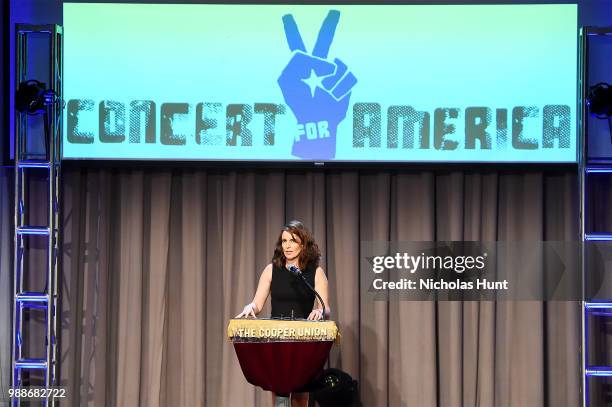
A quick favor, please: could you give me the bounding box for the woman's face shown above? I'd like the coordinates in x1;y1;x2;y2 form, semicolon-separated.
281;230;302;263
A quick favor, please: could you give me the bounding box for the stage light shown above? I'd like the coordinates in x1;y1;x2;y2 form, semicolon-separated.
15;80;57;115
15;80;62;159
587;82;612;144
587;82;612;119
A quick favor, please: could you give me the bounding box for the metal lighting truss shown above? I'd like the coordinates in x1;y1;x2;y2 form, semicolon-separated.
580;26;612;407
11;24;62;406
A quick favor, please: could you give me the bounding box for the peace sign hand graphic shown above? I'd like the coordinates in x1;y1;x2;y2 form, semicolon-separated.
278;10;357;159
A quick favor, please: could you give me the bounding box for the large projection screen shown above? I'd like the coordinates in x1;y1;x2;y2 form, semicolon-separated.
63;3;578;162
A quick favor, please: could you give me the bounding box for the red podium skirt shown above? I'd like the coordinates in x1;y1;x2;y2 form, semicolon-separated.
233;341;334;395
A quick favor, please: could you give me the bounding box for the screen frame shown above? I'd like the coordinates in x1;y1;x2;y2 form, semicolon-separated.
61;1;580;167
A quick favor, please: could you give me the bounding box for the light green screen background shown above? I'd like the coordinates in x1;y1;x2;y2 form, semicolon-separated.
63;3;577;162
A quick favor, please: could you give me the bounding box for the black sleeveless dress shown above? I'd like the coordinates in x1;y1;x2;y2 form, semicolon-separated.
271;263;316;319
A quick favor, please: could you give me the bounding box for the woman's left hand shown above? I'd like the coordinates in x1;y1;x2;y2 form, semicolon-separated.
307;308;324;321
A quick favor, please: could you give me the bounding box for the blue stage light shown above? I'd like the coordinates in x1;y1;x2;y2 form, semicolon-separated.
15;80;58;115
587;82;612;119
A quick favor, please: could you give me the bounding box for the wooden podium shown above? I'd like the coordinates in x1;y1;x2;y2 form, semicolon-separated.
228;318;339;405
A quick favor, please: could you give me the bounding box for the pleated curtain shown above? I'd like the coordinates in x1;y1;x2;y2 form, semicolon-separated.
0;168;580;406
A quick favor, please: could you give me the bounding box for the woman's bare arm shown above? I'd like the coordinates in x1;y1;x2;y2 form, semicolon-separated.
251;264;273;315
235;264;272;318
307;267;330;320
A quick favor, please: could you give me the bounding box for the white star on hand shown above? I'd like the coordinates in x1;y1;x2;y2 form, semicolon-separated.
302;69;325;98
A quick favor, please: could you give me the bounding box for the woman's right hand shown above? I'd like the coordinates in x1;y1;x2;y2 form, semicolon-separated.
235;302;258;318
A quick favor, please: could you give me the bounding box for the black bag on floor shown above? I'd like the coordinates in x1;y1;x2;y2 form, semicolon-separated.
308;368;358;407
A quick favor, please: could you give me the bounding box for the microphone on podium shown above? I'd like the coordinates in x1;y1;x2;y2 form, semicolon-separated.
287;264;327;321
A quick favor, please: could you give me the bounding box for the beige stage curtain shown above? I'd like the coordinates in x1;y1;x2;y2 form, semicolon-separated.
54;168;579;407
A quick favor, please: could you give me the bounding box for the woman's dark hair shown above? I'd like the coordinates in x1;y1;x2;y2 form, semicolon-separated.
272;220;321;269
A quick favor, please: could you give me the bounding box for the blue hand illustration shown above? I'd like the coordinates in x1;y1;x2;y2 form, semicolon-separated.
278;10;357;159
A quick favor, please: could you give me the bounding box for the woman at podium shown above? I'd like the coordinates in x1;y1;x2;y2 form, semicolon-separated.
236;220;330;406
